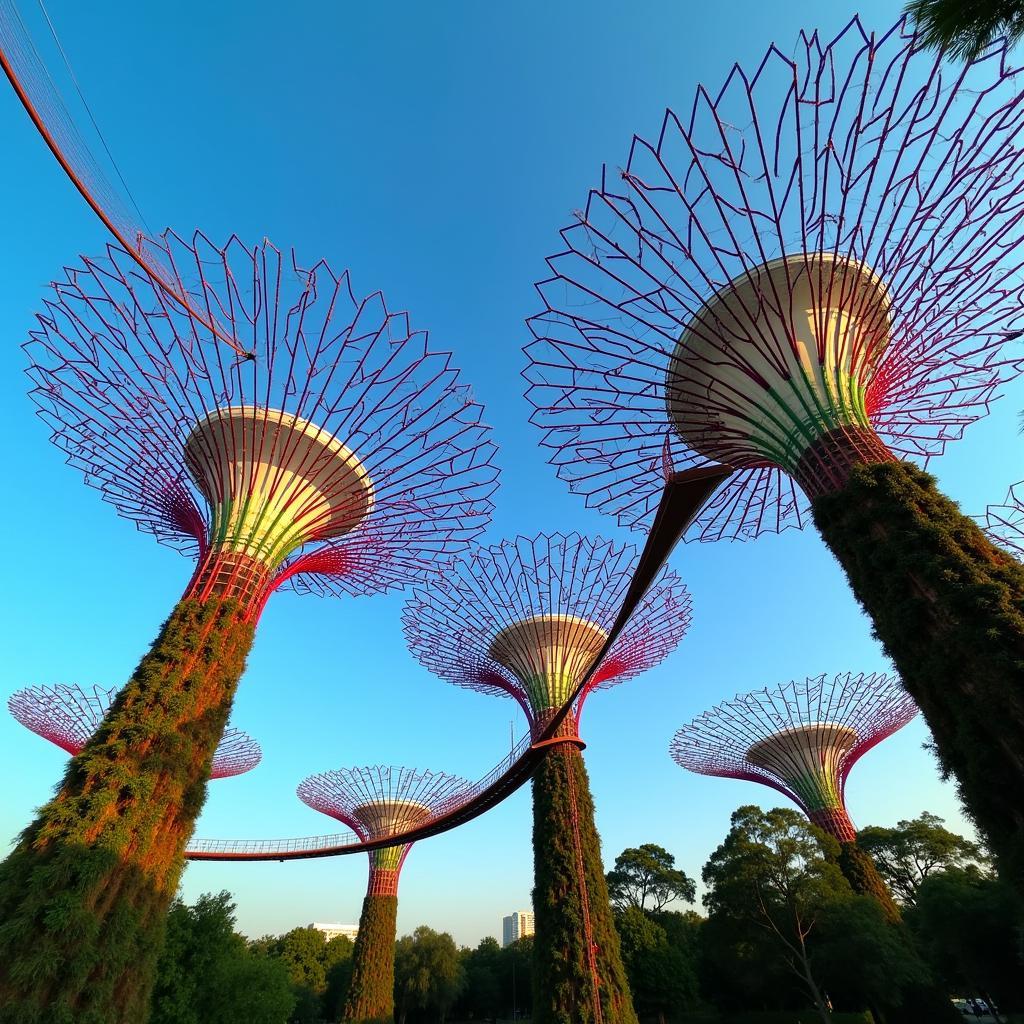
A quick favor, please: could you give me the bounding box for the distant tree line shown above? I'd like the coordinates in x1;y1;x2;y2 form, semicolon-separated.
151;809;1023;1023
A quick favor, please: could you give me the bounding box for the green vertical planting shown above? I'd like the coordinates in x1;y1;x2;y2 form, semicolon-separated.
532;744;638;1024
0;598;254;1024
343;888;398;1024
812;461;1024;897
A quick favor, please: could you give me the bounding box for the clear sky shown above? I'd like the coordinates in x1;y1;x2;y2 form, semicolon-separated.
0;0;1021;948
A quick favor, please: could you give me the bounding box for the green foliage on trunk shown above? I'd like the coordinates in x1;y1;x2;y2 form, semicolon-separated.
812;462;1024;895
531;745;638;1024
836;843;901;924
344;892;398;1023
0;598;254;1024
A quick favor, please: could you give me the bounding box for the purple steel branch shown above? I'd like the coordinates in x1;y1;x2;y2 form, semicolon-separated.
26;231;499;613
9;682;261;779
524;16;1024;541
671;672;917;841
983;481;1024;558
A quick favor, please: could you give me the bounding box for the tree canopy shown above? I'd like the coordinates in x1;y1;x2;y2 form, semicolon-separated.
394;925;465;1024
606;843;697;913
905;0;1024;61
857;812;990;904
702;805;849;1024
150;892;295;1024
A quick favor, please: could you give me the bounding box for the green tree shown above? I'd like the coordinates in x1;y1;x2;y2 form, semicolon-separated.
150;891;295;1024
0;599;255;1024
323;936;355;1021
699;906;806;1014
277;926;332;993
908;867;1024;1014
456;937;503;1020
250;924;353;1021
606;844;697;913
394;926;465;1024
532;744;637;1024
905;0;1024;61
498;935;534;1020
703;805;853;1024
858;813;990;905
813;895;928;1015
614;906;698;1024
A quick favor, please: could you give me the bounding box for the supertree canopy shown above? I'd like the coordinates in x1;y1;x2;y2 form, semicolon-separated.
524;17;1024;895
403;533;691;1024
671;672;916;920
9;683;261;779
298;766;467;1024
0;230;498;1024
984;481;1024;559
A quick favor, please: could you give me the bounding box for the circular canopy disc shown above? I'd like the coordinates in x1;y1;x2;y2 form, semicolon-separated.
488;614;608;712
184;406;374;565
666;253;892;471
352;799;432;839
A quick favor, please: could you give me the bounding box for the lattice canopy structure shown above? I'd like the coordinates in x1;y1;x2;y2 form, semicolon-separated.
27;230;500;618
671;672;917;843
9;684;261;779
402;533;692;738
984;481;1024;559
524;17;1024;541
298;766;468;894
0;229;498;1023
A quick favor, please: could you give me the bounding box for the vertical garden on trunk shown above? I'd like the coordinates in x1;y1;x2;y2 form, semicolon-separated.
813;462;1024;887
0;599;253;1024
532;743;637;1024
4;231;497;1023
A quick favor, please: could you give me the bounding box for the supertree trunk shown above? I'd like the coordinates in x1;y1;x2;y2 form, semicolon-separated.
0;593;254;1024
343;865;400;1024
808;807;901;925
809;459;1024;898
531;740;637;1024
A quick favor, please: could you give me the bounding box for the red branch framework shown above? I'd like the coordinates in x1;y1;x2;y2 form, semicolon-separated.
26;231;499;620
983;480;1024;558
402;533;692;738
671;672;917;842
524;16;1024;541
9;682;261;779
298;766;468;894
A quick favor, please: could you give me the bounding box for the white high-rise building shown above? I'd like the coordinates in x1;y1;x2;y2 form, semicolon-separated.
312;922;359;942
502;910;535;947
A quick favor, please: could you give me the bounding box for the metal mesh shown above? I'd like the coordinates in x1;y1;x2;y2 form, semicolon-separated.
670;671;917;819
8;682;261;779
982;480;1024;559
25;232;499;610
402;532;691;732
524;17;1024;541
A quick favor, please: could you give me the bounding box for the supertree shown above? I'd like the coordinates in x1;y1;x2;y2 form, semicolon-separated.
0;230;498;1024
983;481;1024;559
403;533;692;1024
671;672;918;921
298;766;467;1024
9;683;261;779
523;17;1024;891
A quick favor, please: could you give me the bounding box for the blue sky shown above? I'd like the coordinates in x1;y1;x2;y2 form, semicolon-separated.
1;0;1021;946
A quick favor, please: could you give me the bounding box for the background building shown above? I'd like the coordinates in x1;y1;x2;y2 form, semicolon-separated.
312;922;359;942
502;910;534;948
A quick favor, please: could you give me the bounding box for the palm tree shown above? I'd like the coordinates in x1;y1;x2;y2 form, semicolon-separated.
905;0;1024;61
